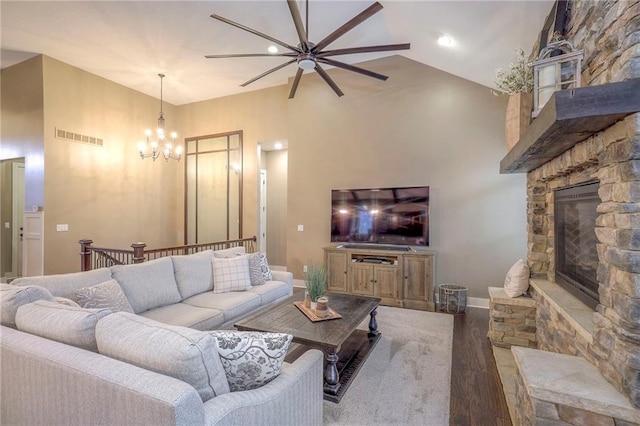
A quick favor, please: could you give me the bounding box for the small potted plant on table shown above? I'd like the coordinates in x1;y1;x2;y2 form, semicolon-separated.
304;264;327;310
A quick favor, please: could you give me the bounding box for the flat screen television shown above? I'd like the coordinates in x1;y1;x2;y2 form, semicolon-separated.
330;186;430;246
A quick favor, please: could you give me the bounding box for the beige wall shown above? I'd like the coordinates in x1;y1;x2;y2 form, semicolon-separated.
265;149;288;266
286;56;527;298
176;86;289;241
0;56;45;208
40;56;182;274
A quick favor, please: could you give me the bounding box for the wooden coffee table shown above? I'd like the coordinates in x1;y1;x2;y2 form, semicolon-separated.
235;292;381;403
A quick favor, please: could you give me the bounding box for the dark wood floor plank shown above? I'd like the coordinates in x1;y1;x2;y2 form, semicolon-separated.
449;307;511;426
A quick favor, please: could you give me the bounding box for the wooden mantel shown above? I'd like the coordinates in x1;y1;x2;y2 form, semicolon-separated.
500;78;640;174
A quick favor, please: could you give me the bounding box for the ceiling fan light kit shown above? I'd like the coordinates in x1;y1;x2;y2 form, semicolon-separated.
205;0;410;99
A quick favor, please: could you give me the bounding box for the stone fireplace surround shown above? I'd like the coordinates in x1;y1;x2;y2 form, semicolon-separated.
498;0;640;421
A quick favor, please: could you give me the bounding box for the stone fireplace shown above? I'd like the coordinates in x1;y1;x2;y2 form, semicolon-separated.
498;0;640;419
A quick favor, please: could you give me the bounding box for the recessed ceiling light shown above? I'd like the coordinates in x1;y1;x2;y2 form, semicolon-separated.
437;35;455;47
268;45;278;53
274;142;283;150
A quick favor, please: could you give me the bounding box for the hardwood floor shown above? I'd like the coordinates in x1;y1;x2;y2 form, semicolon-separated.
449;307;511;425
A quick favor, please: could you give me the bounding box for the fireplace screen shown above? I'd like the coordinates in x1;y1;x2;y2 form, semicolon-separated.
554;181;600;309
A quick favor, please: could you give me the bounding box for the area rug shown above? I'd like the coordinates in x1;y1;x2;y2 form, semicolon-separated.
323;305;453;426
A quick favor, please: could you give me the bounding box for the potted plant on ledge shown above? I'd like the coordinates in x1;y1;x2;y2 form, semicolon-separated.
304;264;327;310
493;48;534;151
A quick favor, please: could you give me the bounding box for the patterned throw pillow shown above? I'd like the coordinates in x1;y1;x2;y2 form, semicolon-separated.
212;256;253;294
73;279;135;313
258;252;273;281
237;253;265;286
208;331;293;392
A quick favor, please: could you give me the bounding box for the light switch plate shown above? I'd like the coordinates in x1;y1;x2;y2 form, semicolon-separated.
4;222;9;229
297;224;304;232
56;224;69;232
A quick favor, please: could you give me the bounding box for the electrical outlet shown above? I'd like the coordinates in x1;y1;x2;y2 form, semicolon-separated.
303;265;308;273
297;224;304;232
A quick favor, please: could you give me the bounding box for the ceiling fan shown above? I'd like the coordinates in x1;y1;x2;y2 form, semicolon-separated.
205;0;410;99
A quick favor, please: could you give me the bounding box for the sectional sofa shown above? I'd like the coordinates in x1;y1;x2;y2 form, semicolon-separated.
0;248;324;425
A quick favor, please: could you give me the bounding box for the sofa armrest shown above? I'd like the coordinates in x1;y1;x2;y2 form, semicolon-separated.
270;270;293;287
1;326;204;426
203;349;324;426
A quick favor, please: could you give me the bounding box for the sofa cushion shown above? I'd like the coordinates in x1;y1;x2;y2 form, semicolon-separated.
95;312;230;402
212;246;246;258
182;291;261;323
171;250;214;299
15;300;111;351
10;267;112;298
73;279;134;313
212;256;252;294
139;302;225;331
258;252;273;281
1;284;53;328
111;257;181;314
54;297;80;307
249;281;292;305
208;331;292;392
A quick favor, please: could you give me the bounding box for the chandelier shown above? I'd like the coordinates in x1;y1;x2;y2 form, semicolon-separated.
138;73;182;161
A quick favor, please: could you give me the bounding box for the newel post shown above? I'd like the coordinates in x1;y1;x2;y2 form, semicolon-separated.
131;242;147;264
79;239;93;271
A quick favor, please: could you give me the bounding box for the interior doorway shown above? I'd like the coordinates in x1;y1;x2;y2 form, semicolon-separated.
0;158;25;281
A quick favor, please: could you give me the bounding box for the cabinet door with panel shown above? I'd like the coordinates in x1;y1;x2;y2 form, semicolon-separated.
349;263;374;296
325;250;348;293
373;265;399;300
403;254;434;310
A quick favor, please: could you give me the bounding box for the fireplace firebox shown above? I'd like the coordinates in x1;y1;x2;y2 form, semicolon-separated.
554;181;600;309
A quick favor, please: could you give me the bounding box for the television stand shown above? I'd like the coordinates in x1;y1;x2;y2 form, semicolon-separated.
324;246;436;311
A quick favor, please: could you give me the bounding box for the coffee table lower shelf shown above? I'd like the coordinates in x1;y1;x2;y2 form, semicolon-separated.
286;329;382;403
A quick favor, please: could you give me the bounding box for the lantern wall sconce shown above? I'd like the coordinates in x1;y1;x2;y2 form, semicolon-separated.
531;37;583;118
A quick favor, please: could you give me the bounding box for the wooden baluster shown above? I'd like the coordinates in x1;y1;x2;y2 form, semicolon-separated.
79;239;94;271
131;242;147;264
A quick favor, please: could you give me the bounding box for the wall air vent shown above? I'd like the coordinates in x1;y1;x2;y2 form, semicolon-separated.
55;128;103;147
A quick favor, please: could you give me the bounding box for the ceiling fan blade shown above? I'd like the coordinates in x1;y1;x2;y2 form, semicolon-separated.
287;0;309;51
240;59;297;87
317;58;388;81
288;68;304;99
205;53;298;59
314;63;344;97
311;2;383;53
210;14;301;53
317;43;411;58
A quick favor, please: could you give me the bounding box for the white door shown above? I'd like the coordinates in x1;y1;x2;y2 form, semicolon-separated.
23;211;44;277
259;169;267;253
12;162;25;277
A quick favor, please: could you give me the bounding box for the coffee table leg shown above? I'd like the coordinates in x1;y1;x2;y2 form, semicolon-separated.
324;349;341;395
368;308;379;339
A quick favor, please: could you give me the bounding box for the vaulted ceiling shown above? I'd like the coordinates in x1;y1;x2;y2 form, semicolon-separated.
1;1;554;105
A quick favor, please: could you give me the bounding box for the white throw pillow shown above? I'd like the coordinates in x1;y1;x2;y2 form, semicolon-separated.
208;331;292;392
504;259;530;297
212;256;252;293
